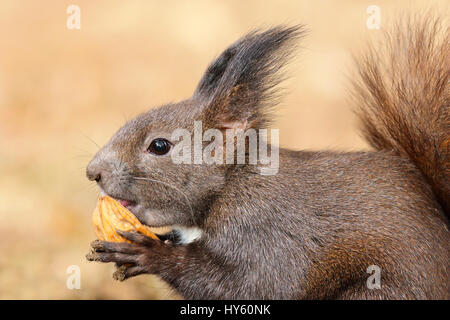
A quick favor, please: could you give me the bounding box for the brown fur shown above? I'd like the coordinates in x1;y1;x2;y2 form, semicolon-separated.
352;15;450;215
86;17;449;299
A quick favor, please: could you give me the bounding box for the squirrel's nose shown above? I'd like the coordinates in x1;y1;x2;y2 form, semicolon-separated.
92;173;102;182
86;162;103;183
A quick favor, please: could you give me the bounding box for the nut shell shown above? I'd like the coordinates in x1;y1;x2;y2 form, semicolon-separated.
92;196;159;242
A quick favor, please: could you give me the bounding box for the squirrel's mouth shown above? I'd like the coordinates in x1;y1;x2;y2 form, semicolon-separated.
100;189;137;211
116;198;135;209
99;189;157;227
115;197;141;218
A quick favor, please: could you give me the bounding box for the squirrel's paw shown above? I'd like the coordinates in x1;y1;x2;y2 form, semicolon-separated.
86;230;168;280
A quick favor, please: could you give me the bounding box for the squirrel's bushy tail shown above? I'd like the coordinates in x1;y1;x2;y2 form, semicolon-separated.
353;15;449;215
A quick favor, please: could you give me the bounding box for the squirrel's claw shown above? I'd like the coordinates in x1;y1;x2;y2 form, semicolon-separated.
112;265;148;281
86;236;168;279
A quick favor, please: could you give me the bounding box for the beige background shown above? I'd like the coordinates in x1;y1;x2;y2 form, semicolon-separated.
0;0;447;299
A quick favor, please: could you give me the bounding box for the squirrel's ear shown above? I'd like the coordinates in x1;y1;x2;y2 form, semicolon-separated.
193;26;305;130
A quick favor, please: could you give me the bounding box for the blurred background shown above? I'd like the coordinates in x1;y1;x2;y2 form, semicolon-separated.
0;0;447;299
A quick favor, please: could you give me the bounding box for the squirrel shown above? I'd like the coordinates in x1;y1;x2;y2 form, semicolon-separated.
86;15;449;299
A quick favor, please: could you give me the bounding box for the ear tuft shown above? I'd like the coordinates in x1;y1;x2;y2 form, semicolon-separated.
193;25;306;129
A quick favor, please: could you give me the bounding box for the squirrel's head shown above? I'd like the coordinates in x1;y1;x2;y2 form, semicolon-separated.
86;26;303;228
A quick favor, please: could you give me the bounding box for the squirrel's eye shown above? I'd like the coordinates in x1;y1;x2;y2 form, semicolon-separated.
147;138;171;155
